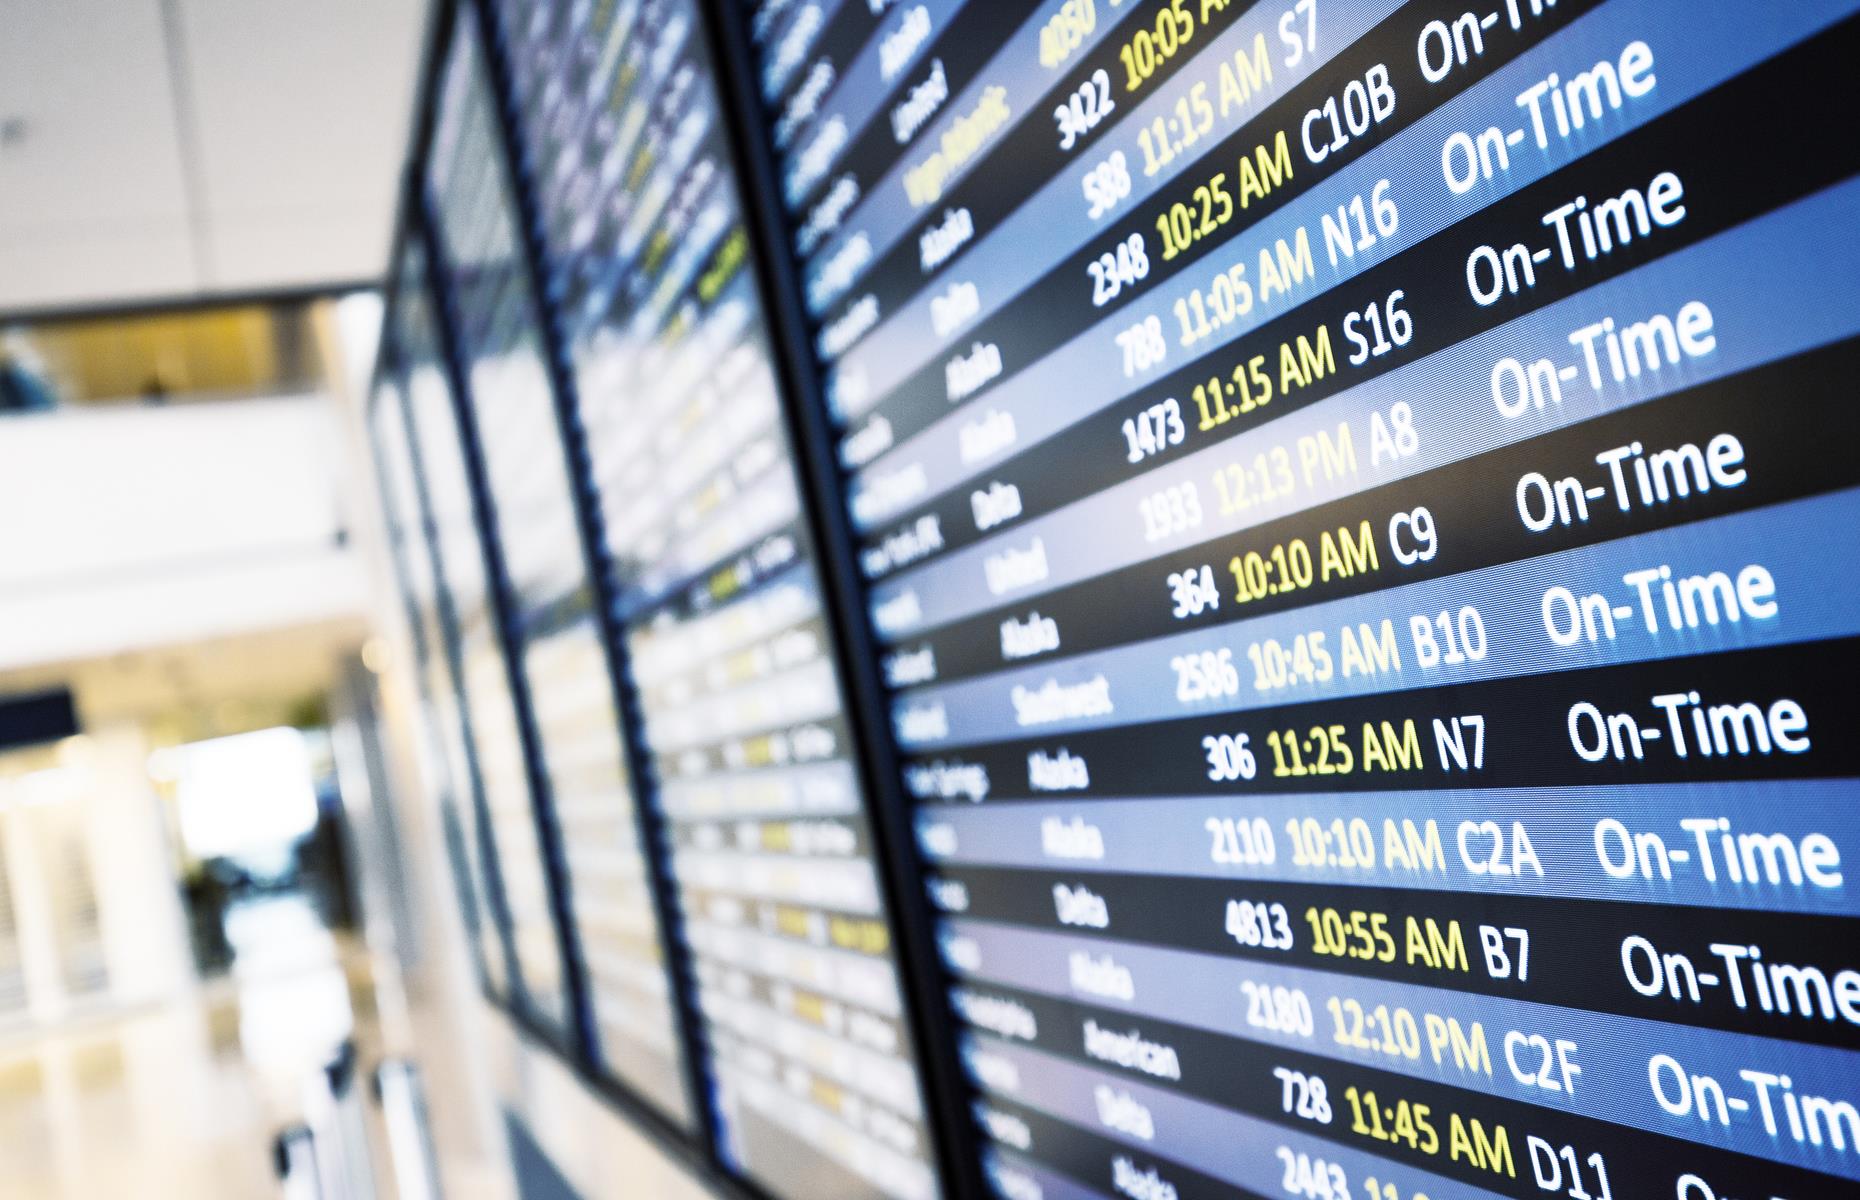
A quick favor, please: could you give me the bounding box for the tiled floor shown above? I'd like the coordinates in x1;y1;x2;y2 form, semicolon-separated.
0;895;374;1199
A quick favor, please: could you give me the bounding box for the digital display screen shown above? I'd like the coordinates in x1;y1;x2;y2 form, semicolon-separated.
366;303;505;996
427;7;694;1114
737;3;1860;1199
493;0;941;1194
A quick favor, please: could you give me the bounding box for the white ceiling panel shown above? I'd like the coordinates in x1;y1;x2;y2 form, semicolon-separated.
0;0;428;314
0;221;199;313
179;0;426;290
0;0;196;310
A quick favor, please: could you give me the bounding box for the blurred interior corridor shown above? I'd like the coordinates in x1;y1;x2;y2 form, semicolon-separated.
0;896;375;1200
0;718;418;1200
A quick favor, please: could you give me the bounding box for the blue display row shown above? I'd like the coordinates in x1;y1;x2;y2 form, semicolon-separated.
919;772;1860;916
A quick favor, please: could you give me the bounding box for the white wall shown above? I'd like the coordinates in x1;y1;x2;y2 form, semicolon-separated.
0;395;367;672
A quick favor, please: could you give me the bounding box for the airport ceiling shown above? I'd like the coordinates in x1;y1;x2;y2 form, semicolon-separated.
0;0;428;317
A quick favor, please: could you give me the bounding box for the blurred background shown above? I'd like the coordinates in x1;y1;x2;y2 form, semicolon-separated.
0;3;644;1197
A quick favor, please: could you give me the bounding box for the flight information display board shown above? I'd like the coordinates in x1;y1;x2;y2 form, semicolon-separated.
493;0;941;1194
366;309;505;996
427;5;694;1116
736;2;1860;1199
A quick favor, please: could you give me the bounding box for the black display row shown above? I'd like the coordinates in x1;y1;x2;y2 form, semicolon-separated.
365;3;1860;1199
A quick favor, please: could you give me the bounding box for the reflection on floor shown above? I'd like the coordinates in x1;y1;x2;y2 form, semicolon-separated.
0;894;379;1200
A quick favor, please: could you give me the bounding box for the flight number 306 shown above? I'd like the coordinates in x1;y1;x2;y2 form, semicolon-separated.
1203;731;1257;781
